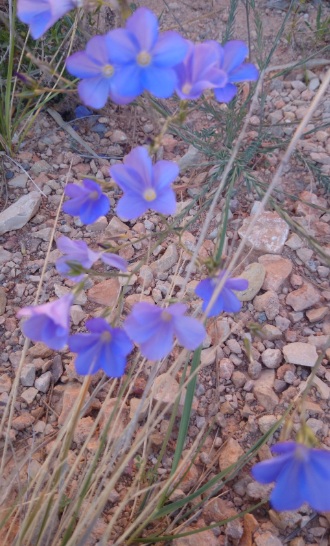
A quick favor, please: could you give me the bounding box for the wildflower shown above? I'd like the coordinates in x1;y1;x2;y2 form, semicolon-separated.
195;271;248;317
100;253;128;272
17;0;81;40
104;7;188;100
124;302;206;360
110;146;178;220
69;318;133;376
252;441;330;512
17;294;73;350
56;236;101;281
66;35;134;109
175;41;227;100
62;179;110;224
213;41;259;103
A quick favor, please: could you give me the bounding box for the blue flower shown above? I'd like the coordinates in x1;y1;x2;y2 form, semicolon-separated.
66;35;135;109
56;236;101;281
100;253;128;272
124;302;206;360
213;41;259;103
252;441;330;512
68;318;133;377
195;271;248;317
17;294;73;350
104;7;188;100
175;40;227;100
62;179;110;224
17;0;78;39
110;146;178;220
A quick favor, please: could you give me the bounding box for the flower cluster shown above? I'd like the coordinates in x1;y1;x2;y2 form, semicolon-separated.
17;4;258;109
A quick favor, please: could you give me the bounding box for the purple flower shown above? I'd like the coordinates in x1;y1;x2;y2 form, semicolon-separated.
213;41;259;103
195;271;248;317
56;236;101;281
175;41;227;100
62;179;110;224
124;302;206;360
100;253;128;272
252;441;330;512
17;0;78;40
103;7;188;100
110;146;178;220
69;318;133;376
17;294;73;350
66;35;134;109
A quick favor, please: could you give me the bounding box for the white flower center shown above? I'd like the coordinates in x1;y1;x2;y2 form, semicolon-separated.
101;331;112;343
137;51;152;67
182;83;192;96
143;188;157;202
102;64;114;78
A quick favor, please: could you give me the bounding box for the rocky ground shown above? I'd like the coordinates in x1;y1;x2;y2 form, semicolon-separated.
0;1;330;545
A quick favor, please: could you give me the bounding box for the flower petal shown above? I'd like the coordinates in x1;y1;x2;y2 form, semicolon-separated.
229;63;259;83
142;66;177;98
116;194;148;220
152;188;177;215
222;41;249;73
126;7;159;52
101;253;128;271
105;28;137;64
214;83;237;103
153;160;179;191
153;31;189;66
139;321;174;360
173;316;206;350
77;77;112;109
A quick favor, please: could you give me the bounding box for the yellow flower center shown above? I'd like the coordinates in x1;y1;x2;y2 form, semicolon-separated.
102;64;114;78
143;188;157;202
182;83;192;96
90;190;99;200
161;311;172;322
137;51;152;67
101;331;112;343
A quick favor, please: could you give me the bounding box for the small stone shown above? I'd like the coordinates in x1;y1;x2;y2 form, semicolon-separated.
35;371;52;393
306;307;328;323
51;355;63;383
12;413;35;430
258;415;278;433
0;374;12;394
261;325;282;340
218;438;244;471
59;384;90;426
20;364;36;387
286;283;320;311
201;347;218;367
173;529;218;546
87;278;120;306
8;173;28;188
261;349;282;369
208;318;231;344
110;129;128;143
28;343;53;358
254;291;279;320
70;305;86;325
226;338;242;354
247;481;272;501
129;397;149;421
296;247;313;262
254;531;283;546
248;360;262;379
285;233;303;250
150;244;178;274
258;255;292;291
32;227;52;241
311;375;330;400
152;374;186;414
217;358;234;380
177;144;202;172
238;211;289;254
105;217;129;236
235;263;266;301
307;334;330;349
20;387;38;405
138;265;154;289
0;192;42;235
283;342;318;367
73;416;95;445
232;371;246;387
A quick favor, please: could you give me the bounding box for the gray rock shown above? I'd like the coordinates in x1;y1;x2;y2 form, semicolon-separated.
261;349;282;369
283;342;318;367
0;247;12;265
254;291;279;320
0;192;42;235
20;364;36;387
235;263;266;301
35;371;52;393
8;173;28;188
150;244;178;274
51;355;63;383
177;144;202;172
258;254;292;291
20;387;38;405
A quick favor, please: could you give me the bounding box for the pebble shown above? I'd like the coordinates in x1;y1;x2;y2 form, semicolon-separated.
20;387;38;405
218;438;244;471
254;291;280;321
12;413;35;430
261;349;282;369
87;278;120;306
285;233;303;250
0;287;7;315
306;307;328;323
217;358;234;380
258;255;292;291
20;364;36;387
0;192;42;235
235;262;265;301
35;371;52;393
238;211;289;254
286;283;320;311
151;373;186;414
150;244;178;274
283;342;318;367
